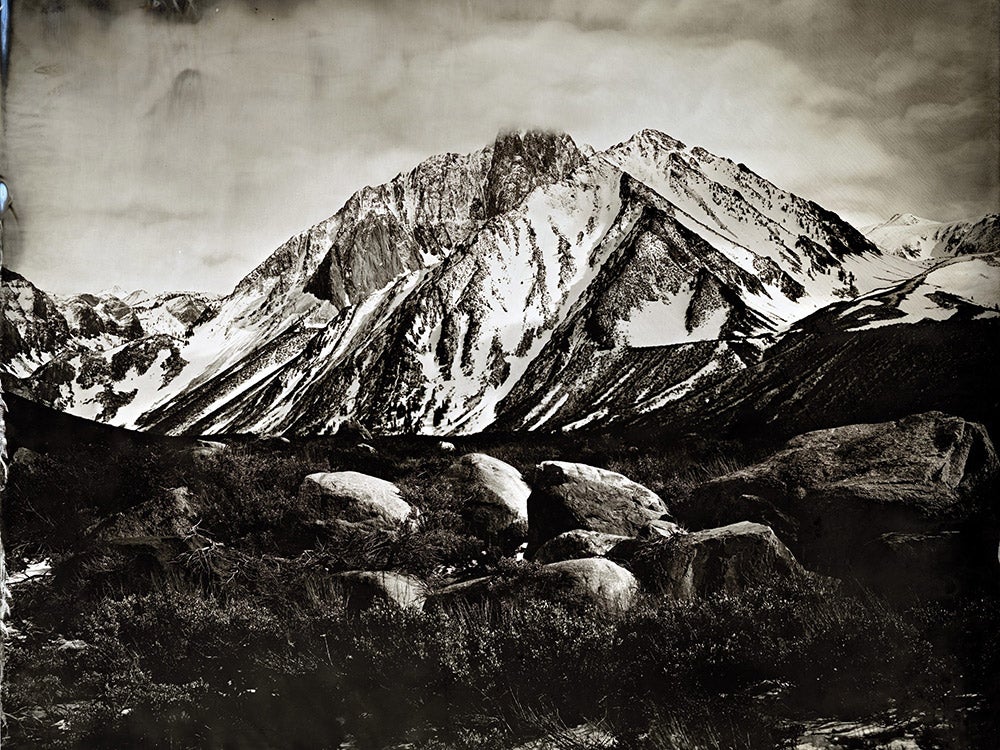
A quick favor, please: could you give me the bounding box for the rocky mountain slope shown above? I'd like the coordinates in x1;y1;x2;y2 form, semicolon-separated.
626;252;1000;440
6;128;985;437
1;268;217;421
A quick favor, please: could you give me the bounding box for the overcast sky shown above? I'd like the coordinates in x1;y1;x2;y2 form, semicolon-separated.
2;0;997;294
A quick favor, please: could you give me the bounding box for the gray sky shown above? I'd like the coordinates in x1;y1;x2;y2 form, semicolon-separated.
2;0;998;294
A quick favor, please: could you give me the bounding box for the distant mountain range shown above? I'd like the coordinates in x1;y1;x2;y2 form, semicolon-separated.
3;129;998;436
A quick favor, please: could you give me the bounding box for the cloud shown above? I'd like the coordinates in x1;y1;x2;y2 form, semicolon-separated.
2;0;996;294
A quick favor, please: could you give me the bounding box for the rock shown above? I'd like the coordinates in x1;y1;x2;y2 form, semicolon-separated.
637;519;684;539
532;529;631;564
427;557;637;612
298;472;412;527
684;413;999;575
335;418;373;442
447;453;530;542
55;638;88;652
356;442;377;455
328;570;425;611
92;487;200;540
437;440;456;453
793;716;923;749
12;446;44;468
543;557;638;610
191;439;227;459
619;522;805;601
527;461;668;553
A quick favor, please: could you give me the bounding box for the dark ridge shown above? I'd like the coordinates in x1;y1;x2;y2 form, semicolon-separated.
3;391;190;454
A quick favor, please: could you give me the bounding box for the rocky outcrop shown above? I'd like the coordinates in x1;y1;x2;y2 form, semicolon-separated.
532;529;631;564
527;461;669;553
446;453;530;543
615;522;805;601
483;130;586;216
328;570;425;611
297;472;412;528
682;413;999;578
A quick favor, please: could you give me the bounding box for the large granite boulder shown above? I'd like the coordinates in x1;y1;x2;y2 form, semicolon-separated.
298;472;412;528
446;453;530;543
614;522;805;601
527;461;669;553
427;557;637;612
683;413;998;575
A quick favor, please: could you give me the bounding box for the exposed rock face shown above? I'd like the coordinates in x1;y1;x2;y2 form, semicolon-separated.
427;557;637;612
328;570;425;611
1;269;71;377
527;461;668;553
446;453;530;542
483;130;586;216
532;529;632;564
297;472;412;527
617;522;805;601
683;413;999;575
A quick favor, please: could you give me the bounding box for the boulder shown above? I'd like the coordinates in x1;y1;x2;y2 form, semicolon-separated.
191;439;227;459
616;522;805;601
447;453;530;542
427;557;637;612
298;472;411;528
543;557;638;610
683;413;999;574
328;570;425;611
335;418;373;442
527;461;668;553
637;519;684;539
92;487;200;540
532;529;631;564
437;441;457;453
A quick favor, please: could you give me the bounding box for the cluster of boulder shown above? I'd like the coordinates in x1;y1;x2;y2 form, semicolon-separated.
32;411;996;611
314;411;998;612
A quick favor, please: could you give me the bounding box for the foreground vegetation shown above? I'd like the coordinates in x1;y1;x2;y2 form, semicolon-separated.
2;430;998;748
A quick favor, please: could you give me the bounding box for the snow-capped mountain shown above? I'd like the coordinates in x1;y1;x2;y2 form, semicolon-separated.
5;129;945;435
862;212;999;259
792;253;1000;333
626;252;1000;441
1;270;217;420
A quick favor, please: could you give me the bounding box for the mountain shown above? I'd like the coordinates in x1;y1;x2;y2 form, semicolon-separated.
1;269;218;422
623;252;1000;440
5;129;950;436
862;212;999;259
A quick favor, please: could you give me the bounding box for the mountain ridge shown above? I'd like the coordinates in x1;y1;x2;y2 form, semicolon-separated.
4;128;989;437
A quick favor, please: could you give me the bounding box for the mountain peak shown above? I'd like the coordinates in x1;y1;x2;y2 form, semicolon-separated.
885;212;936;227
484;128;587;216
617;128;688;154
